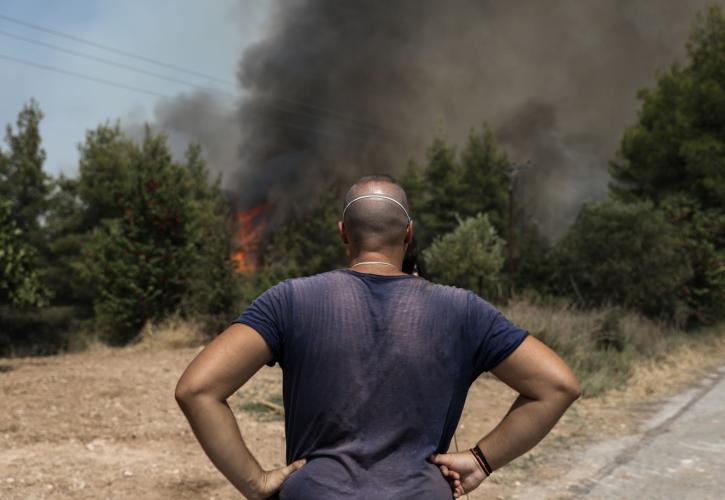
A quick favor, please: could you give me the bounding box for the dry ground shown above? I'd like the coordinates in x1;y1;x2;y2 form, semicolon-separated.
1;334;724;500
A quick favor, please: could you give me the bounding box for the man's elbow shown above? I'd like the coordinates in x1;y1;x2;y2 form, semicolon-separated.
175;377;204;407
556;376;582;403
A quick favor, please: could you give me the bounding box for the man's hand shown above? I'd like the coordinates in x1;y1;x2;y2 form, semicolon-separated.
429;451;488;498
246;459;307;500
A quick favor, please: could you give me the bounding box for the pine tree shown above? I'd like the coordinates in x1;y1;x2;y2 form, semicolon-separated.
0;99;49;247
610;5;725;209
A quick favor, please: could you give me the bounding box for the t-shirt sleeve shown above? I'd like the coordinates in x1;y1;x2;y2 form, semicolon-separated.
466;291;529;381
231;280;291;368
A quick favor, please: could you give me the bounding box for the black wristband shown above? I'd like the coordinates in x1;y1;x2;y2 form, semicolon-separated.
471;444;493;474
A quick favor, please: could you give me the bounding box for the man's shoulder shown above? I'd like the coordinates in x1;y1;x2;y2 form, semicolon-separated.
423;280;487;309
271;270;486;306
266;269;350;294
284;269;348;285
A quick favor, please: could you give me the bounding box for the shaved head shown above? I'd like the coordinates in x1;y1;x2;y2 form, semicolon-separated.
342;174;411;251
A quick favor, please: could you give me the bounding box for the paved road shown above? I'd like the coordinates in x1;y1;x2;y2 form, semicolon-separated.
573;365;725;500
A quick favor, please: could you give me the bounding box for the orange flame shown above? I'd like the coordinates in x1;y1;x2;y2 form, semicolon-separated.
232;204;269;273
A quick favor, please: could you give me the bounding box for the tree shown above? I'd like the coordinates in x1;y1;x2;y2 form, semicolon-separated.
610;5;725;209
400;126;511;253
261;183;347;278
77;122;136;230
457;127;511;235
550;200;692;322
660;194;725;324
43;174;91;308
0;99;49;247
422;213;506;301
0;200;48;308
404;134;463;248
80;127;237;343
176;143;239;324
607;4;725;324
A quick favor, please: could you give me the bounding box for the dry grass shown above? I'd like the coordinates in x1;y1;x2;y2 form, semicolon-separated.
501;295;722;397
602;325;725;401
1;301;723;499
101;297;724;399
129;315;206;351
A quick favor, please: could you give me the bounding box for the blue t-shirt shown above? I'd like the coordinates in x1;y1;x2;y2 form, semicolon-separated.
233;268;529;500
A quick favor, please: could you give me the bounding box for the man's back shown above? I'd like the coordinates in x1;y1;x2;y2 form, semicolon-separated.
234;268;529;500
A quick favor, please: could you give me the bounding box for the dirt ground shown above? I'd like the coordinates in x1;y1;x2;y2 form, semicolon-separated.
1;336;724;500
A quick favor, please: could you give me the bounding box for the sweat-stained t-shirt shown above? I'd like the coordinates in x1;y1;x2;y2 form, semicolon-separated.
233;268;529;500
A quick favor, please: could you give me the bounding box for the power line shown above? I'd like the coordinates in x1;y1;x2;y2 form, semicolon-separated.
0;12;236;87
0;29;238;99
0;52;394;145
0;52;169;99
0;39;382;135
0;13;404;136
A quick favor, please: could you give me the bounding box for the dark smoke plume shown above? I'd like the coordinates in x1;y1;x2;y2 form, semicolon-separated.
161;0;719;237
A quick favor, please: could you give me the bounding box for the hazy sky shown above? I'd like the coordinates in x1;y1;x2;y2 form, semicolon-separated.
0;0;269;177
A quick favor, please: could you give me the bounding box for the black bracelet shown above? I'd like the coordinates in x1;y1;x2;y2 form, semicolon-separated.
468;448;489;476
471;444;493;475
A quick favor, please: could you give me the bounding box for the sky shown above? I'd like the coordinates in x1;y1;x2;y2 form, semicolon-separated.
0;0;270;177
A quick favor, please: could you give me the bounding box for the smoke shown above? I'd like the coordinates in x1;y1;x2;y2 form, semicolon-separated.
156;0;718;238
124;91;241;186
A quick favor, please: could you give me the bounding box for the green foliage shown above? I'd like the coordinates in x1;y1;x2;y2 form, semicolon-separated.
0;200;48;308
176;144;239;325
0;99;49;246
610;5;725;209
422;213;506;300
0;100;50;310
660;194;725;324
550;200;693;322
607;5;725;324
261;184;347;278
400;126;511;250
0;103;239;351
79;127;237;344
43;175;93;309
76;123;136;229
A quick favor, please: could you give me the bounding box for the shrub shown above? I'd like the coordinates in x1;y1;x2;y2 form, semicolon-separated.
0;305;76;356
422;213;506;301
550;199;693;323
660;194;725;325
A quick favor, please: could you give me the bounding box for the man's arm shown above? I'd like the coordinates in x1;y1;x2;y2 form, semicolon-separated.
430;335;581;497
174;323;306;500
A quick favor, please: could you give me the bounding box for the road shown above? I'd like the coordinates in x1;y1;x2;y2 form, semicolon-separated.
572;365;725;500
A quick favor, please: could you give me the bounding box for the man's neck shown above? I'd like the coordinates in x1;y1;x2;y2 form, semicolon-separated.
349;251;405;276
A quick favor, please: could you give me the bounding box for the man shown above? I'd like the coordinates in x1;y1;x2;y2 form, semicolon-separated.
175;174;581;499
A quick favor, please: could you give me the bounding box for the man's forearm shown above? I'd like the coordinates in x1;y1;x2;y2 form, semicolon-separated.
477;390;577;470
176;394;263;497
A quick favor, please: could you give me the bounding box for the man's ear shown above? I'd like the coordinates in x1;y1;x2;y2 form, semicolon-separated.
338;220;349;244
404;220;414;244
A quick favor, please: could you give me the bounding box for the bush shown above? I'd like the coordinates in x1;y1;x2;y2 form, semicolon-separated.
550;199;693;323
661;195;725;325
0;305;76;356
422;213;506;301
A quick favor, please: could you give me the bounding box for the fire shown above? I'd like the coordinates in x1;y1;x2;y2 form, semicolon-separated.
232;204;269;273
